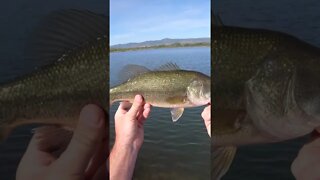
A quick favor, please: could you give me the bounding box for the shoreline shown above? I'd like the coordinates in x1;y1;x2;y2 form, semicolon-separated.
110;43;210;52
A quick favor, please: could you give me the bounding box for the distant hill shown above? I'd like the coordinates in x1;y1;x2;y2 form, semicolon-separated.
111;38;210;49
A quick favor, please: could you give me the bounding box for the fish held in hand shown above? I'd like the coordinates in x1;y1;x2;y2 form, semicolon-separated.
110;63;211;122
212;21;320;179
0;10;108;141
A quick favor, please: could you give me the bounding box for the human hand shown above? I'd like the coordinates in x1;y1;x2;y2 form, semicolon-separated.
110;95;151;180
291;128;320;180
201;105;211;137
113;94;151;151
16;104;107;180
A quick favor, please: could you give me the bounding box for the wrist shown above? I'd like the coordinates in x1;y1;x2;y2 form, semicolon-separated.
110;140;140;180
113;139;141;154
114;133;144;150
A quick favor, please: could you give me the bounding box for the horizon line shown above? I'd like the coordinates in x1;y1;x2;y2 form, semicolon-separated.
110;37;211;46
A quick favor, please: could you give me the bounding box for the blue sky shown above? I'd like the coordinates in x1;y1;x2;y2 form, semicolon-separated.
110;0;210;45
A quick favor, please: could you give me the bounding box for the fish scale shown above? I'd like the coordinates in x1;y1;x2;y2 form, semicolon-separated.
0;38;108;130
0;10;109;140
212;25;320;179
110;66;210;122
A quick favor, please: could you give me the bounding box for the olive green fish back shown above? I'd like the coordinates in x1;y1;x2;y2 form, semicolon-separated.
212;26;284;110
0;39;108;139
0;10;109;140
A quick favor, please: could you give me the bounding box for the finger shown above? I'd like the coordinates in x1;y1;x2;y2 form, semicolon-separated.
142;104;152;121
85;137;108;179
303;163;320;180
56;104;106;174
137;104;147;120
292;156;320;179
137;103;151;123
117;101;131;113
291;138;320;178
22;133;56;165
26;131;45;153
202;105;211;137
136;105;144;118
16;134;53;180
128;95;144;116
32;126;72;154
205;105;211;111
201;105;211;120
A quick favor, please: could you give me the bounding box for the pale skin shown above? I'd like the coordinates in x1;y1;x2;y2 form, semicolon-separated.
17;95;211;180
110;94;151;180
16;104;108;180
17;97;320;180
291;128;320;180
204;103;320;178
201;102;320;177
109;95;211;180
201;104;211;137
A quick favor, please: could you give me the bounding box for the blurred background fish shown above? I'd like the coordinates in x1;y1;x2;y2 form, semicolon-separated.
0;10;108;140
212;17;320;180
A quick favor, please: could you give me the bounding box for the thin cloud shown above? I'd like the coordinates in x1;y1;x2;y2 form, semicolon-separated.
110;0;210;45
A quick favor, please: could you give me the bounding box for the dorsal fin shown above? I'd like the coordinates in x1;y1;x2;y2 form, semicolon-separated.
212;1;224;27
216;14;224;26
118;64;151;82
154;62;181;71
213;14;224;27
24;9;107;67
118;62;181;83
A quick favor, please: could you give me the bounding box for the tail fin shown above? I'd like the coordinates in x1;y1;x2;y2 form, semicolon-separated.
109;94;114;105
212;146;237;180
109;89;116;105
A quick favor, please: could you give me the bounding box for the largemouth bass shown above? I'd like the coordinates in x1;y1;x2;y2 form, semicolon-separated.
0;10;108;140
212;24;320;179
110;63;210;122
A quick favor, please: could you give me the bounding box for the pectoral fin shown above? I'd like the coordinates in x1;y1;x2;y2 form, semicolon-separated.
171;108;184;122
212;146;237;180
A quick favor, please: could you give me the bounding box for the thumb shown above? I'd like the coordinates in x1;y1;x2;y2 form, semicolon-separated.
128;95;144;116
202;105;211;137
57;104;106;174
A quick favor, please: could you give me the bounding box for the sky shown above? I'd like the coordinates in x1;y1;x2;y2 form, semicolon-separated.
110;0;210;45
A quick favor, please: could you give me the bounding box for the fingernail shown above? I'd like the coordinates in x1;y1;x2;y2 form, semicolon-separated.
144;103;151;109
135;94;143;102
81;104;104;126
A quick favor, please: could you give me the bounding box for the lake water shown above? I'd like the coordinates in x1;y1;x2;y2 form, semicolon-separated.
215;0;320;179
110;47;211;180
1;0;319;179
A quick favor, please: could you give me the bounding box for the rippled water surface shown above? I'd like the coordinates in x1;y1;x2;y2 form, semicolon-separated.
110;47;211;180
